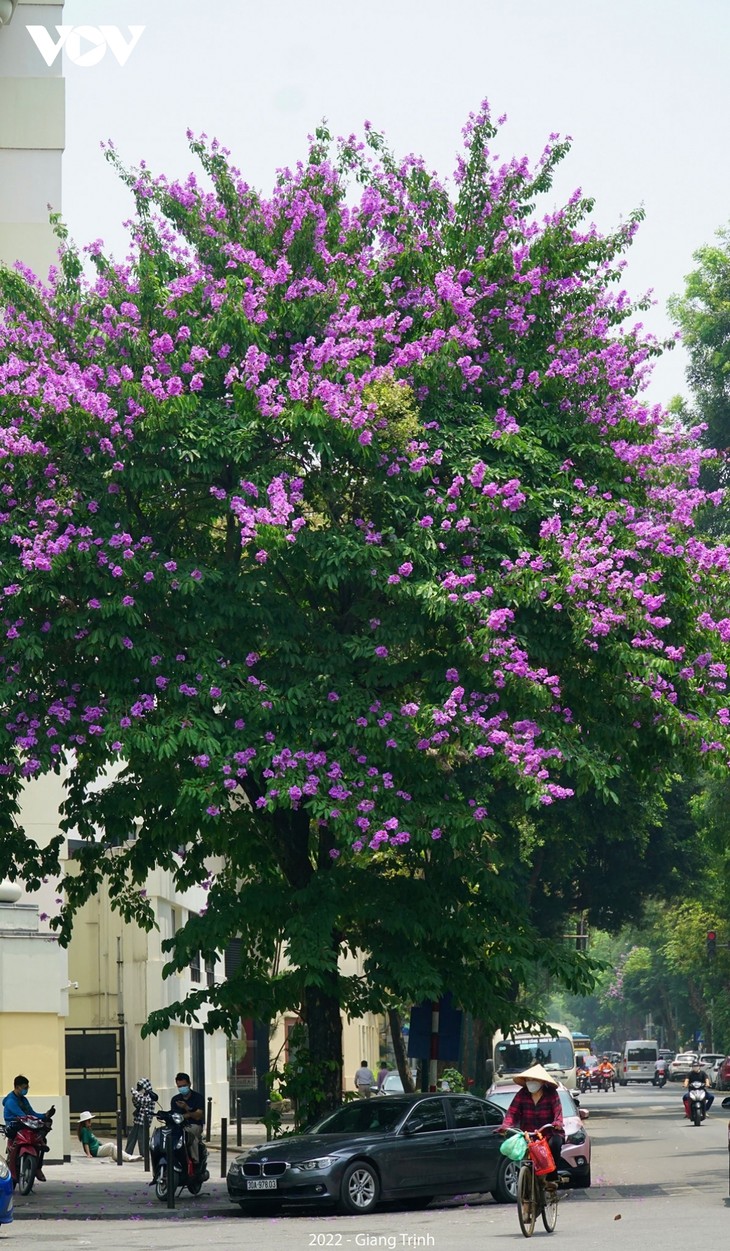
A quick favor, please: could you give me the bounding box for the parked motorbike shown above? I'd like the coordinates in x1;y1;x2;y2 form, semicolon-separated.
686;1081;707;1126
150;1109;209;1201
2;1110;54;1194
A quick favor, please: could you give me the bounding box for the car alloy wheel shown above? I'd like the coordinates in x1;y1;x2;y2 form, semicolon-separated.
492;1156;520;1203
339;1160;380;1214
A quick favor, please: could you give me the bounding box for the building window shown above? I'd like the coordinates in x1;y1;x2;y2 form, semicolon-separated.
205;957;215;988
190;951;201;983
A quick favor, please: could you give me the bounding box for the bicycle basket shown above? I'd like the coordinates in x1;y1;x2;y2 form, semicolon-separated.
499;1132;528;1162
527;1133;555;1176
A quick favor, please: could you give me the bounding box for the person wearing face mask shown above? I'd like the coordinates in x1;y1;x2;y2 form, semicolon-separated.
2;1076;56;1183
170;1072;205;1164
498;1063;565;1192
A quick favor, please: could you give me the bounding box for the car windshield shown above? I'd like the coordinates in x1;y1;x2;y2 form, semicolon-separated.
309;1100;407;1135
627;1047;656;1062
495;1037;574;1073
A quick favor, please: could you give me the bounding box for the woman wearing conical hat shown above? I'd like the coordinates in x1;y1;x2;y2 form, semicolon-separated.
498;1064;565;1190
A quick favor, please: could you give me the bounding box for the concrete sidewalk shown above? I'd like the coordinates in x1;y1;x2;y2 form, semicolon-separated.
11;1125;269;1221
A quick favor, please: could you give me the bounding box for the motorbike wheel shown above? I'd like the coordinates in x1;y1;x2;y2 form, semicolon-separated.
188;1178;203;1196
18;1154;36;1196
691;1102;702;1127
155;1174;168;1201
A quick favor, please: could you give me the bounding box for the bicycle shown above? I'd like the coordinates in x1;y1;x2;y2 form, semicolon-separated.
501;1125;559;1238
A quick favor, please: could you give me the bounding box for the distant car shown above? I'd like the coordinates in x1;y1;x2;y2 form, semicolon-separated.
699;1054;724;1085
715;1057;730;1092
668;1052;698;1082
486;1082;591;1189
228;1092;524;1215
0;1155;12;1229
658;1049;675;1062
378;1073;407;1095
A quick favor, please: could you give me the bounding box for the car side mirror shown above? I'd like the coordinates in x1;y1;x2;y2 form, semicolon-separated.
579;1108;589;1121
403;1120;423;1136
722;1097;730;1109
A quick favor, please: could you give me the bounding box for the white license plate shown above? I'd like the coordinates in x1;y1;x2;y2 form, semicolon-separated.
247;1179;278;1191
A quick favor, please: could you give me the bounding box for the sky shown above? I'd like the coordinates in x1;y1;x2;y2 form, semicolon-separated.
57;0;730;407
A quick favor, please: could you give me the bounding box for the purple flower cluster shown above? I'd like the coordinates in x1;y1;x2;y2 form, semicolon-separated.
1;104;729;866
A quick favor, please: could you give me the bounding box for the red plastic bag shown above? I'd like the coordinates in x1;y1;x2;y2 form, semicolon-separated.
527;1133;555;1176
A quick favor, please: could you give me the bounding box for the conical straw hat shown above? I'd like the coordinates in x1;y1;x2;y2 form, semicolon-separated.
513;1063;560;1089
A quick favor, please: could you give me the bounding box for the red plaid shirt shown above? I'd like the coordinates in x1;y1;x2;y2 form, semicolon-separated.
501;1086;565;1138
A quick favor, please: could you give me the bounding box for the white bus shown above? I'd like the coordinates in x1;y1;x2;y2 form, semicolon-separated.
492;1023;577;1089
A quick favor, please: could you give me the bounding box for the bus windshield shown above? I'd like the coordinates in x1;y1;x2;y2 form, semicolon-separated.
495;1036;574;1075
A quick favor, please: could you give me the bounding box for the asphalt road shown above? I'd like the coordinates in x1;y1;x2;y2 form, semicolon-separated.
6;1083;730;1249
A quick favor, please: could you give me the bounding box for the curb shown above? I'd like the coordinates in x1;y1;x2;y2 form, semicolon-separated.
11;1207;241;1222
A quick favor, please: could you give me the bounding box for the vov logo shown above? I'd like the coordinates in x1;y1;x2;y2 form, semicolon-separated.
26;25;145;68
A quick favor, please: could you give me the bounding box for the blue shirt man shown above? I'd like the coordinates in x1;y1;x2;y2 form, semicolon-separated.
2;1076;43;1125
2;1075;54;1185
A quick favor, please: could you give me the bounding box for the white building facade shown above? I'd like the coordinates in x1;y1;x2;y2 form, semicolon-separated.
0;1;65;279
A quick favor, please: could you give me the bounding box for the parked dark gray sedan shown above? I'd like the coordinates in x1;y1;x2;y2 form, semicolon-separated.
227;1092;517;1215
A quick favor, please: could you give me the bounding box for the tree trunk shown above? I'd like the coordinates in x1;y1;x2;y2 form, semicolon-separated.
388;1008;415;1092
303;979;343;1120
474;1017;492;1094
268;810;344;1121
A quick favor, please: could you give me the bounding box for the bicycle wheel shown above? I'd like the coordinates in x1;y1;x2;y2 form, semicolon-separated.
517;1164;537;1238
540;1178;559;1232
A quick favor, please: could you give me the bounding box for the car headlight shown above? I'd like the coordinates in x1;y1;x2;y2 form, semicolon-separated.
0;1161;8;1181
565;1131;586;1145
290;1156;337;1172
227;1162;243;1175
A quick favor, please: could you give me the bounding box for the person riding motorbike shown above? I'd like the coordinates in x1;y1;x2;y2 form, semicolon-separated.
597;1056;616;1091
2;1076;55;1183
498;1063;565;1193
575;1055;590;1092
682;1063;713;1117
653;1057;668;1087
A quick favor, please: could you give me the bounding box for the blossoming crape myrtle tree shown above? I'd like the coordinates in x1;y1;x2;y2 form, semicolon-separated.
2;106;730;1112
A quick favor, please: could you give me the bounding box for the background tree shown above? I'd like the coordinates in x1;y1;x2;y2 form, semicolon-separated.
669;225;730;519
2;107;730;1113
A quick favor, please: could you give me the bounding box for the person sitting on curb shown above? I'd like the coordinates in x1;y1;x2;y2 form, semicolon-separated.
77;1111;140;1161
